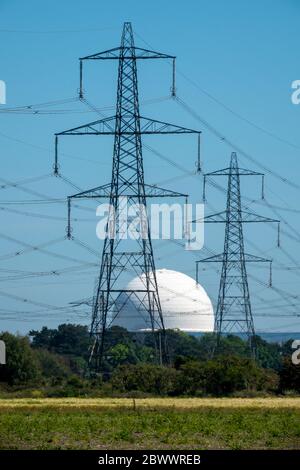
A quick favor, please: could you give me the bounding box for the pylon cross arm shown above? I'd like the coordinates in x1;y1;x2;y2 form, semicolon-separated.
196;253;272;264
192;210;279;225
140;116;200;134
192;211;226;224
55;116;115;136
143;184;188;198
205;168;264;177
55;116;199;136
196;253;224;263
243;253;272;263
67;183;187;200
80;46;175;61
240;210;279;224
69;184;112;199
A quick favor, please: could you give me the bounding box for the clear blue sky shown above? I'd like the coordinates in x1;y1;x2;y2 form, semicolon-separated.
0;0;300;334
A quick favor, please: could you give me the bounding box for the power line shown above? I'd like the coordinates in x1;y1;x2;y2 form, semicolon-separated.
0;26;115;34
134;29;300;152
175;96;300;192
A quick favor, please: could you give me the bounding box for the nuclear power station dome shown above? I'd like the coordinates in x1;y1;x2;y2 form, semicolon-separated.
112;269;214;332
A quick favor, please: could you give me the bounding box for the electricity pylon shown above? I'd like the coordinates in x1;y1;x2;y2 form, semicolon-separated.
54;22;200;371
196;152;280;356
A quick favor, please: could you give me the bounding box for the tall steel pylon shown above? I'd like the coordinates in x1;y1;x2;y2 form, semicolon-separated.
54;22;200;371
196;152;280;356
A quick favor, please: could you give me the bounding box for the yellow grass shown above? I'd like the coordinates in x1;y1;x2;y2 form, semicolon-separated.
0;397;300;409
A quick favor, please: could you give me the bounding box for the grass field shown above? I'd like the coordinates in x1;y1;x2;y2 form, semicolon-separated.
0;398;300;450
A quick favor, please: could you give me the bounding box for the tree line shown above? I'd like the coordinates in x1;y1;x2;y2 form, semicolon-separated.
0;324;299;397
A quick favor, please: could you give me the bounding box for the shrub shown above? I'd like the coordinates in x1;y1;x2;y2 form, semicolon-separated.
111;363;179;395
177;356;278;396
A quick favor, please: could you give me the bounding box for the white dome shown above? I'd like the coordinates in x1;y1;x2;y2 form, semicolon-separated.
112;269;214;332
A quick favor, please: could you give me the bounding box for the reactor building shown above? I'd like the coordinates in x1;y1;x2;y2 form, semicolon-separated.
112;269;214;332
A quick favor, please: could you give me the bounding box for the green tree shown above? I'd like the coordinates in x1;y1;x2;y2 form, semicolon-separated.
35;349;70;379
30;324;91;358
164;330;205;363
254;335;282;370
108;344;133;366
0;332;41;385
279;357;300;393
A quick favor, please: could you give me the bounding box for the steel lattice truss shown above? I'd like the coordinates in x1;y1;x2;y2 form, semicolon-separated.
196;152;280;357
54;22;200;372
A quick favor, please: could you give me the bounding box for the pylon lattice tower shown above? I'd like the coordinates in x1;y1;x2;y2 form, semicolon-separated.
54;22;200;371
196;152;280;355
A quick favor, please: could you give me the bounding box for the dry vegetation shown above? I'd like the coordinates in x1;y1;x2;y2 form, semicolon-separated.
1;397;300;409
